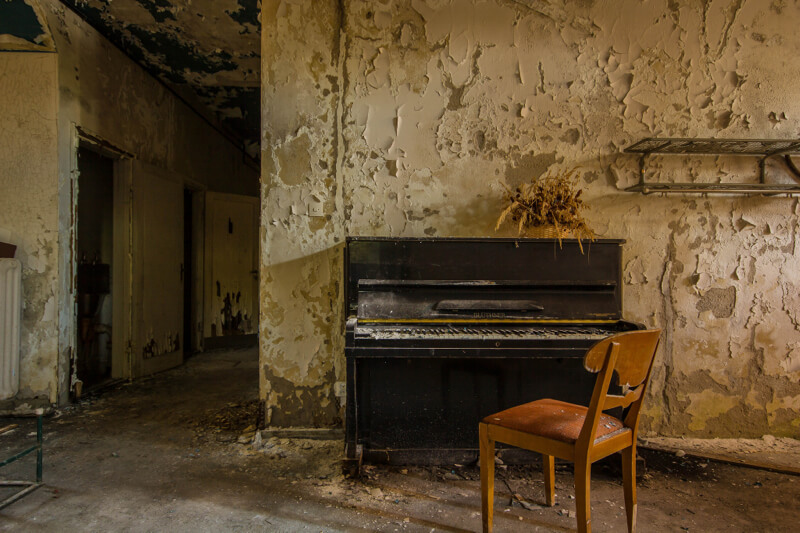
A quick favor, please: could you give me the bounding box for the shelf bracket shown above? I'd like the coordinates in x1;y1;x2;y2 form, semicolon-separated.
759;156;767;184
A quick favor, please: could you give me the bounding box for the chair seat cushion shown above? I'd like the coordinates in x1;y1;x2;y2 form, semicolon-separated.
482;399;628;444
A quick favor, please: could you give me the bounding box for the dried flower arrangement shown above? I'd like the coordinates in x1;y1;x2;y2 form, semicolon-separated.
495;168;595;246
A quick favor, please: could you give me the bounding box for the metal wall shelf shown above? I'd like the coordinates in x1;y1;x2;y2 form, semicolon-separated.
624;137;800;195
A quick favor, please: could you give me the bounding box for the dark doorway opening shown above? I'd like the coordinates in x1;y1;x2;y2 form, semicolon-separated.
76;146;114;394
183;188;194;357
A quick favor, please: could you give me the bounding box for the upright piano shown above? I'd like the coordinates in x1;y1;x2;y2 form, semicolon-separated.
344;237;641;468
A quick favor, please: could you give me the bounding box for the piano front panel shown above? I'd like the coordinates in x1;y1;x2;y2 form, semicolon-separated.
353;355;597;452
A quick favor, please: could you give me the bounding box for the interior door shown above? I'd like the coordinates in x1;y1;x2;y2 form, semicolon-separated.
132;161;184;376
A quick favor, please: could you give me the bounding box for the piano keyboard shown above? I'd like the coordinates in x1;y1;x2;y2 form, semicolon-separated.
355;324;613;340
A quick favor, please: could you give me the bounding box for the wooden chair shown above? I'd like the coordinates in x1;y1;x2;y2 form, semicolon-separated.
479;329;661;533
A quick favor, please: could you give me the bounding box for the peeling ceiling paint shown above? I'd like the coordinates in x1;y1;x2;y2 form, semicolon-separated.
0;0;56;51
61;0;260;157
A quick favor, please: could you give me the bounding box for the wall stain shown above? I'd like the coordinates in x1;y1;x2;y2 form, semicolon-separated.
504;152;558;189
696;287;736;318
262;366;340;427
260;0;800;437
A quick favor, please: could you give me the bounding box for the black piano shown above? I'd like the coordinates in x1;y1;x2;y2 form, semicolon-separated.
344;237;642;469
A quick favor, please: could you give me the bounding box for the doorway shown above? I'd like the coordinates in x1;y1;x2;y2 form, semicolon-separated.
75;146;115;393
203;193;259;350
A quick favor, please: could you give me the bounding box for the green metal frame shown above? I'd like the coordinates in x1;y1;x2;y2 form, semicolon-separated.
0;411;43;510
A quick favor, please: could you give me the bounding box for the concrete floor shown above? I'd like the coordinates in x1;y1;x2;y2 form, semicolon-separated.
0;347;798;532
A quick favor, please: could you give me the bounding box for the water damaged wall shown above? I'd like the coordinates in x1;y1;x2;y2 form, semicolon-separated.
1;0;259;410
261;0;800;437
0;48;59;409
0;1;59;409
260;0;345;427
61;0;261;157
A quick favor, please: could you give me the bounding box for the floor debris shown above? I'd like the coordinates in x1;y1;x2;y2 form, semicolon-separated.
0;347;797;532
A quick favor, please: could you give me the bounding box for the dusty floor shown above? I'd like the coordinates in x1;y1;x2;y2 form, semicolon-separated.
640;435;800;474
0;347;798;532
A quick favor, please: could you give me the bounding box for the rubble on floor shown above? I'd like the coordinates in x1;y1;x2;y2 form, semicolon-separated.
188;400;261;443
0;348;798;531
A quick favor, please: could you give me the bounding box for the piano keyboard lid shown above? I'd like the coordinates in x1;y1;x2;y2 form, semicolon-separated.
345;238;625;323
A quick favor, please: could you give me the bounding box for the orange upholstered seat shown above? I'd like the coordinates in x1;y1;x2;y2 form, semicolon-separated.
482;398;628;444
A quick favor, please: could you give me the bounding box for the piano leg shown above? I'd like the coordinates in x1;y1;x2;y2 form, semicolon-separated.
343;355;362;477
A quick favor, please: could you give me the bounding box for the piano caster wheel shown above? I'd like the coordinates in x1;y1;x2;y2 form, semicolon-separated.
342;444;363;478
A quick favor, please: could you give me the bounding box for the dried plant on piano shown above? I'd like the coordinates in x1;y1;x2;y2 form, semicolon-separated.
495;167;595;248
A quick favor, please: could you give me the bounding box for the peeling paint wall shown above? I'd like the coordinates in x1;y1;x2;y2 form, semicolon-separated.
261;0;800;436
1;0;260;408
260;0;345;427
204;192;259;340
0;0;56;51
0;51;60;407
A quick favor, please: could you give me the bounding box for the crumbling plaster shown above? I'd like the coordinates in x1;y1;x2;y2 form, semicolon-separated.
1;0;259;409
62;0;261;156
46;0;259;403
0;52;60;407
261;0;800;436
260;0;345;427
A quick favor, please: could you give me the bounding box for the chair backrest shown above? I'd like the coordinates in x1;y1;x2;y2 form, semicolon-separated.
578;329;661;448
584;329;661;390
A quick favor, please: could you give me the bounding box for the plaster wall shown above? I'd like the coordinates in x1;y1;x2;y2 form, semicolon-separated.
260;0;345;427
1;0;260;408
42;4;259;399
261;0;800;436
0;52;59;407
204;193;259;340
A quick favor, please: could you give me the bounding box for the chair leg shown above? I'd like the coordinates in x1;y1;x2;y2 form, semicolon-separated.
621;446;637;532
574;459;592;533
543;454;555;506
479;423;495;533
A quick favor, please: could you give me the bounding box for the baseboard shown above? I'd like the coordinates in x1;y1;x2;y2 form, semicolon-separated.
259;427;344;440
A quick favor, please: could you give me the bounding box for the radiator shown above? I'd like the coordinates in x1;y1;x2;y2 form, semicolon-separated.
0;259;21;400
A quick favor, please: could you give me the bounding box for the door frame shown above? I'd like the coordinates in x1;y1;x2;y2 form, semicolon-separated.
70;126;208;385
70;126;134;391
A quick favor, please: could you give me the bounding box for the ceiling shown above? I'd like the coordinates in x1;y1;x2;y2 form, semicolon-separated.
62;0;261;159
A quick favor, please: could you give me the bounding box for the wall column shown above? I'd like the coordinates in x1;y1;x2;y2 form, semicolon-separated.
259;0;345;427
